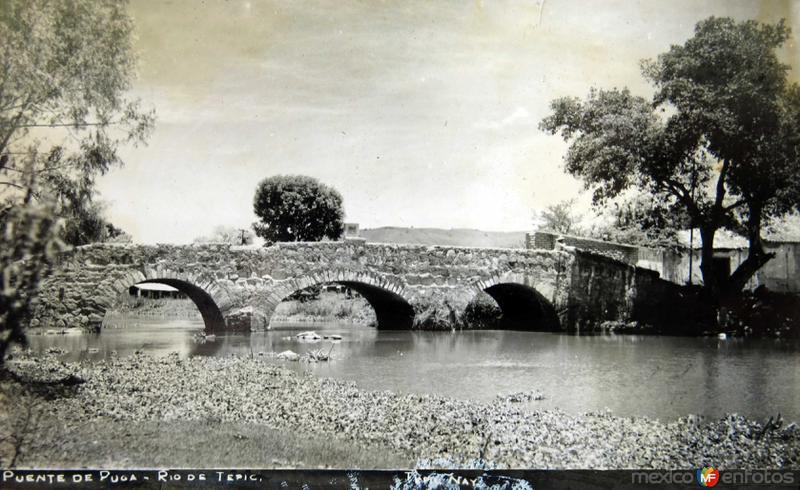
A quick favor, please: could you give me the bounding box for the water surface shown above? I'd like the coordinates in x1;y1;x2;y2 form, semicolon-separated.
27;318;800;421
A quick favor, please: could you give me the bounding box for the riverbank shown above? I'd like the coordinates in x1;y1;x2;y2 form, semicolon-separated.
2;353;797;469
271;293;375;325
295;288;800;338
625;286;800;339
105;298;202;326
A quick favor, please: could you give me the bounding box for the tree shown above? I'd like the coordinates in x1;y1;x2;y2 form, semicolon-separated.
252;175;344;243
57;197;131;245
0;0;153;365
104;222;133;244
194;225;255;245
534;198;581;235
540;17;800;301
765;211;800;241
0;195;64;365
590;192;687;248
0;0;153;243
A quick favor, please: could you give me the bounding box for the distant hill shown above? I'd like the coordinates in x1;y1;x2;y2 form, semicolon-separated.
359;227;527;248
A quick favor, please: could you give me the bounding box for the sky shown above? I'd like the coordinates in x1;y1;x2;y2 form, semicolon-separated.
96;0;799;244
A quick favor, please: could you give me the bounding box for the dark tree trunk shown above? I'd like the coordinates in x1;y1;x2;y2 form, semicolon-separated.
726;205;775;294
698;225;719;301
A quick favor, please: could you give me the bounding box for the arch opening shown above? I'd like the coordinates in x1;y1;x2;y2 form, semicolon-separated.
118;279;225;333
339;281;414;329
268;280;414;330
483;283;560;331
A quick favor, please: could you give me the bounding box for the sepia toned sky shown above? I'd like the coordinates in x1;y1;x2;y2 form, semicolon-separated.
97;0;799;244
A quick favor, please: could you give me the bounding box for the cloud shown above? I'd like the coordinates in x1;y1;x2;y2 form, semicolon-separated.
98;0;794;244
475;106;532;131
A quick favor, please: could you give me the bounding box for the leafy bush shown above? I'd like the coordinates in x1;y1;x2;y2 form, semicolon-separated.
461;292;502;329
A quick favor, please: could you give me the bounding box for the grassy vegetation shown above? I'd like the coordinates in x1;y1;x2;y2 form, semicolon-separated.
4;353;797;469
105;296;201;323
412;293;501;331
271;292;376;324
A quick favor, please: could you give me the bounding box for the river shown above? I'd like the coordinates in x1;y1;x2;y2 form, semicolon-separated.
26;318;800;422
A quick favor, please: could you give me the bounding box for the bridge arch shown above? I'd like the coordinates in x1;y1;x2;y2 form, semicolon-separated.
96;267;230;333
474;273;560;331
266;270;414;329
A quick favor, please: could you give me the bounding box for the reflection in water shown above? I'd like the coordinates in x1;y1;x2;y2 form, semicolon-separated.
25;318;800;421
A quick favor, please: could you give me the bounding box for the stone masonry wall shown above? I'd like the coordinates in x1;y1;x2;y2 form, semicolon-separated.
530;231;640;264
565;250;665;332
32;242;576;331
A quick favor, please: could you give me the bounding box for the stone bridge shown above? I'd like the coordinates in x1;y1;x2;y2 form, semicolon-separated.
32;241;665;333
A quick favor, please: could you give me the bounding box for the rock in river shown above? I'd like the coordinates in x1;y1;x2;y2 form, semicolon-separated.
277;350;301;361
296;331;322;341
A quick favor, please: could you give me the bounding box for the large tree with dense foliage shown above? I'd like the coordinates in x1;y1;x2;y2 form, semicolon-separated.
540;17;800;301
0;0;153;364
252;175;344;243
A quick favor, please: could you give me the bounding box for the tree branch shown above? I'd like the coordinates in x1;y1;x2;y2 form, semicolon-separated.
713;158;730;212
723;198;747;212
3;160;83;175
660;178;702;220
13;121;119;129
0;94;35;156
0;181;28;191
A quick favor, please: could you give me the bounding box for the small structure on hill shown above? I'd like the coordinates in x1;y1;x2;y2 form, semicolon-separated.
342;222;366;242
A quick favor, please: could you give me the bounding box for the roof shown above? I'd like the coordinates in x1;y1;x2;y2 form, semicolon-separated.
764;215;800;242
677;229;749;249
132;283;179;292
677;227;800;249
